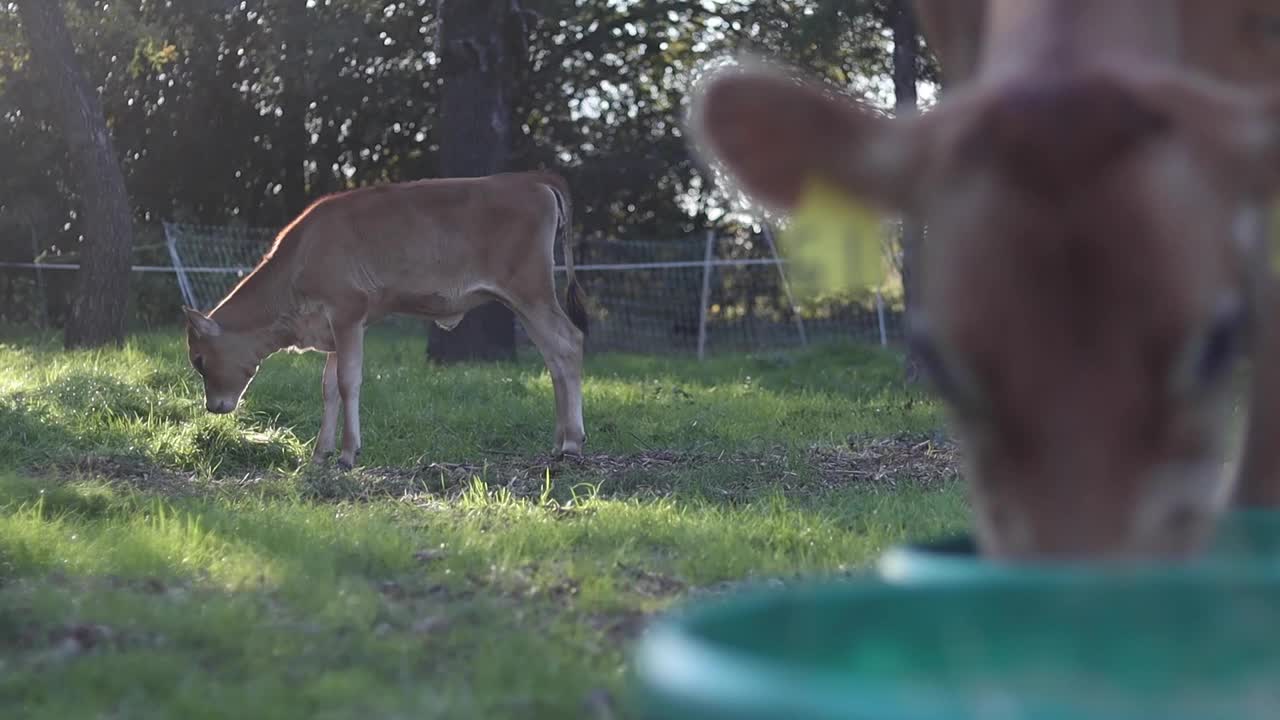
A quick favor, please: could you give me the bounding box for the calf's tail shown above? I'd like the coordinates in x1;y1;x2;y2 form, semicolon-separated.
545;177;590;336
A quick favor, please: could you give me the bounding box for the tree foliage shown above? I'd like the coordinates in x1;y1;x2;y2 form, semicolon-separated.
0;0;936;326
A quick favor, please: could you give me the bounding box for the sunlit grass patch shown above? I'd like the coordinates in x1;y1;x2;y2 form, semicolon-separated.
0;327;941;473
0;471;968;718
0;327;963;718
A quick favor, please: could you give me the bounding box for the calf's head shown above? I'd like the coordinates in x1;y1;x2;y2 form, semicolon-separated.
183;307;262;414
691;63;1280;560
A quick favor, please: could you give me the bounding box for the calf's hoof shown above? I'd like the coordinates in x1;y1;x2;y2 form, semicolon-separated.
311;450;334;466
334;446;362;471
555;439;585;459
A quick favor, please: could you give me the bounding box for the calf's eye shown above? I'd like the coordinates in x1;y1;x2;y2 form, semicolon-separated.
1195;301;1246;387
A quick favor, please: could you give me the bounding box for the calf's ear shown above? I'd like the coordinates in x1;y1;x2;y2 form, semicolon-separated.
183;306;222;338
687;62;928;215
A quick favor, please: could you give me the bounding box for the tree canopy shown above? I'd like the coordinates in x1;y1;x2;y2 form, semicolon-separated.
0;0;937;325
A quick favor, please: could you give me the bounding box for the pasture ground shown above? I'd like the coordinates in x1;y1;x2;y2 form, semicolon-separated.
0;326;967;719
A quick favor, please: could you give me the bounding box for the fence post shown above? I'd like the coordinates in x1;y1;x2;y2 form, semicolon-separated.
163;222;198;310
23;214;48;329
761;225;808;347
876;290;888;347
697;229;715;360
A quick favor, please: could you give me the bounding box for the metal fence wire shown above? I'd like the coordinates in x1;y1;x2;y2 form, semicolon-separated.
537;231;900;355
0;222;906;356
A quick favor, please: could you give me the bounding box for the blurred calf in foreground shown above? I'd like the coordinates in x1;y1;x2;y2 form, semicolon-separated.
915;0;1280;511
690;0;1280;560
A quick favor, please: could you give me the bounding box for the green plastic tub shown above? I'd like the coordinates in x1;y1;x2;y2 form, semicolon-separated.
1211;508;1280;557
878;509;1280;584
630;574;1280;720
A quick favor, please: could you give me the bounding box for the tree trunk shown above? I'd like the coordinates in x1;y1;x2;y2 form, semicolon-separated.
18;0;135;349
427;0;526;364
911;0;985;89
891;0;925;382
278;0;310;220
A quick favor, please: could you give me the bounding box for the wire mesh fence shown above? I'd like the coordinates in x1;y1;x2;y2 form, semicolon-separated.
0;222;906;355
163;223;280;312
544;232;902;355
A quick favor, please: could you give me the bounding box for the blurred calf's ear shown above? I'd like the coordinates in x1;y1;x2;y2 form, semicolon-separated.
689;65;925;214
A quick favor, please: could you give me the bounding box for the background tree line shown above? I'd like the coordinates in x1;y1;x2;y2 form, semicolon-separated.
0;0;936;356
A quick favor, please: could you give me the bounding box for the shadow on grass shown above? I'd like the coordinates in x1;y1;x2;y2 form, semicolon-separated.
2;327;946;484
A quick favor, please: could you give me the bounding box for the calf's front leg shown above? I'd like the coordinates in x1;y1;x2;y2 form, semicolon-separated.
312;352;341;464
334;324;366;470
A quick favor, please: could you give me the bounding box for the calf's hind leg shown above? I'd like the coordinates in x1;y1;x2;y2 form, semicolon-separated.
515;302;586;457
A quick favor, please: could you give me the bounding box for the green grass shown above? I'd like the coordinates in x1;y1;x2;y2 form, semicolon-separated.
0;326;965;719
0;325;940;471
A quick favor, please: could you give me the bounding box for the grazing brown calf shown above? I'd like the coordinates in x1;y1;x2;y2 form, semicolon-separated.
912;0;1280;509
690;1;1280;560
182;171;589;468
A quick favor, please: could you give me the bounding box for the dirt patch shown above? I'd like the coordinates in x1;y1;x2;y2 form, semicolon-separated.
47;454;280;498
50;455;199;495
1;612;149;670
588;609;653;645
368;435;961;501
379;452;687;498
615;563;686;599
812;434;960;489
40;435;962;503
681;564;870;602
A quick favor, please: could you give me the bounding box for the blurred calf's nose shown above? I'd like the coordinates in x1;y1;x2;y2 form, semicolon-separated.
207;399;235;414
